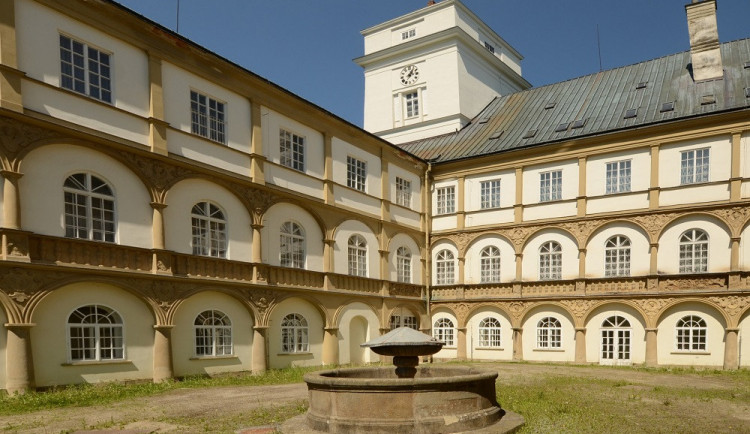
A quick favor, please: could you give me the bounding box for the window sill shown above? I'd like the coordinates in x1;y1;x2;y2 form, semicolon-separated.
475;347;505;351
278;352;312;356
670;351;710;355
189;355;237;361
62;359;132;366
533;348;564;352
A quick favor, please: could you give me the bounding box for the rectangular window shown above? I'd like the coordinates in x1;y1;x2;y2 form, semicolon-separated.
540;170;562;202
680;148;710;184
605;160;631;194
280;129;305;172
436;186;455;215
484;41;495;53
347;156;367;192
190;90;226;144
405;91;419;118
395;177;412;207
59;35;112;103
480;179;501;209
401;28;416;40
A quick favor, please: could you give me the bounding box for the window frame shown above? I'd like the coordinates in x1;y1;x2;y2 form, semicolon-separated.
679;229;709;273
433;317;455;347
281;313;309;353
480;179;501;209
405;91;420;118
63;172;116;243
539;170;562;202
436;186;455;215
395;177;412;208
680;148;710;185
346;156;367;192
191;201;228;258
539;241;562;280
605;159;632;194
478;317;502;348
67;304;124;362
279;128;306;172
194;310;233;357
675;315;707;352
190;89;227;144
396;246;412;283
59;34;113;103
536;316;562;349
604;235;631;277
479;245;501;283
280;221;306;269
348;235;368;277
435;249;455;285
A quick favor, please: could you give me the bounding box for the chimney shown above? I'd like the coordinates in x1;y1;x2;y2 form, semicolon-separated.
685;0;723;81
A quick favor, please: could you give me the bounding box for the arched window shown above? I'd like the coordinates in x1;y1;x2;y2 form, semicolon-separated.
605;235;631;277
396;246;412;283
539;241;562;280
67;305;123;361
389;307;418;330
191;202;227;258
601;315;631;362
194;310;232;356
478;317;502;348
536;317;562;348
280;221;305;268
433;318;455;346
281;313;309;353
676;315;707;351
435;250;455;285
480;246;501;283
679;229;708;273
63;173;115;242
348;235;368;277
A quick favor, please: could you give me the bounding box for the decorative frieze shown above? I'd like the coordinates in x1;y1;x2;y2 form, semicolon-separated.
658;276;726;291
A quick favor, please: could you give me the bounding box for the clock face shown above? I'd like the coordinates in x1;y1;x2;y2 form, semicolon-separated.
400;65;419;85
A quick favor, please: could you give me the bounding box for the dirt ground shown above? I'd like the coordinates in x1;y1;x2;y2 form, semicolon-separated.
2;363;748;433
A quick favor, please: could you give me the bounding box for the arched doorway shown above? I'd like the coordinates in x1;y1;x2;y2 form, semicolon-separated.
601;315;631;365
349;316;368;365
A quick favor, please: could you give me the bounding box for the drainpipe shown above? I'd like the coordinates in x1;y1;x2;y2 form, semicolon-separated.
424;161;433;360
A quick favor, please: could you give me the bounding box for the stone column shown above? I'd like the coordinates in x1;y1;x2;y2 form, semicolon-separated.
322;327;339;365
723;328;739;370
251;223;263;263
150;202;167;250
649;243;659;275
512;327;523;361
5;323;34;394
574;327;587;363
2;170;22;230
457;255;465;284
323;238;335;290
152;325;174;383
252;326;268;374
456;327;467;360
645;328;658;367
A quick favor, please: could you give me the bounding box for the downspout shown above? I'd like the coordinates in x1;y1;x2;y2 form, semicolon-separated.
424;162;433;343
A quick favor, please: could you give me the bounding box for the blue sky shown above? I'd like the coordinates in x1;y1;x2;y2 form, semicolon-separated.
114;0;750;127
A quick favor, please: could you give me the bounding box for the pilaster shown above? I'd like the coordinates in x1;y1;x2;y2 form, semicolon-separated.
152;325;174;383
5;323;35;394
723;328;739;370
456;176;465;229
648;144;660;209
147;54;168;155
1;170;22;230
512;327;523;361
645;328;658;367
252;326;268;374
0;0;23;113
730;132;742;201
456;327;467;360
576;157;587;217
514;167;523;223
574;327;586;364
250;102;265;185
323;133;334;205
322;327;339;365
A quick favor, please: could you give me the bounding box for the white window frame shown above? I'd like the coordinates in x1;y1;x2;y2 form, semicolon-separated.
390;309;418;330
194;310;232;357
679;229;708;273
190;90;226;144
480;179;501;209
605;160;631;194
280;129;305;172
191;201;227;258
478;317;502;348
435;249;455;285
348;235;368;277
536;317;562;349
67;305;124;362
401;28;416;40
675;315;707;352
346;156;367;192
436;186;455;215
59;34;112;103
405;91;420;118
539;241;562;280
433;318;455;347
680;148;710;184
396;246;412;283
280;221;305;268
480;246;501;283
63;172;116;243
604;235;631;277
540;170;562;202
395;177;412;208
281;313;309;353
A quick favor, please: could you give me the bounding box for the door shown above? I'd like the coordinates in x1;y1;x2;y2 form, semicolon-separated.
600;316;631;365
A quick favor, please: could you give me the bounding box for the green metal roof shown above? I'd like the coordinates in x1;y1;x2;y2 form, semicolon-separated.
398;39;750;163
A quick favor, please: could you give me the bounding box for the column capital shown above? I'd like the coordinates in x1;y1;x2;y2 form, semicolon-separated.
4;323;35;329
253;325;269;332
0;169;23;180
574;327;586;332
150;201;168;211
324;327;339;333
153;324;174;330
251;223;264;230
324;238;335;246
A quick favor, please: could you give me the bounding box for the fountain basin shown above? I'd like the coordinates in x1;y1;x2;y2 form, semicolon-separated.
304;366;503;433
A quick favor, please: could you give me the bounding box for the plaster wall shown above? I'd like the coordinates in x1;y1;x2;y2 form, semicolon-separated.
165;129;251;177
465;307;513;361
656;217;731;274
521;229;579;281
390;205;422;230
0;309;6;389
740;312;750;368
453;8;522;75
740;132;750;198
739;224;750;270
363;4;456;55
161;61;251;154
388;233;422;284
585;223;651;278
261;107;325;179
522;160;578;205
584;304;646;365
333;220;380;279
464;235;515;284
261;203;324;271
0;176;5;227
586;149;650;197
464;169;515;212
30;282;154;387
163;178;252;261
336;302;380;365
19;144;152;248
656;303;725;367
265;164;325;199
521;305;575;362
267;298;324;369
658;136;731;206
171;291;253;377
333;188;382;218
388;163;422;213
331;138;381;198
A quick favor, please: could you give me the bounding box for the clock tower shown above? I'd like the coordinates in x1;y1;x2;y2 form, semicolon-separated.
356;0;531;144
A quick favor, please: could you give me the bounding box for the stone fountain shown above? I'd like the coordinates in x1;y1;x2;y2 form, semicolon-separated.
282;327;524;433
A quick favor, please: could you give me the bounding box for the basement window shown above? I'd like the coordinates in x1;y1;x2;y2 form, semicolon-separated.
571;119;586;129
660;101;675;112
636;81;648;89
624;108;638;119
554;122;569;132
522;129;537;139
701;94;716;105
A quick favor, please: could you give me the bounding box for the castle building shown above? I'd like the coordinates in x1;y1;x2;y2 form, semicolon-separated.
0;0;748;394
